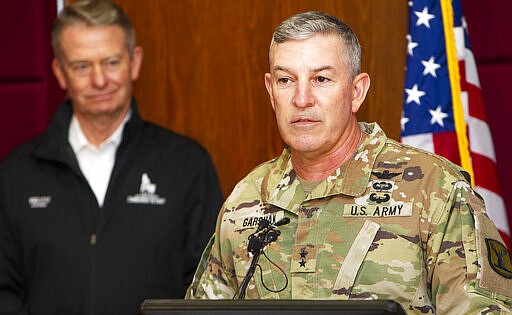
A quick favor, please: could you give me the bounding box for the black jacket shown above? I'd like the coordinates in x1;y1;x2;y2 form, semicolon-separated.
0;100;223;315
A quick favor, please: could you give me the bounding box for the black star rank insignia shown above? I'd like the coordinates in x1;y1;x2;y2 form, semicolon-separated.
299;247;308;259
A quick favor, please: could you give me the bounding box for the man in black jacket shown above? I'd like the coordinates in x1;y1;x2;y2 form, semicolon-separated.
0;0;223;314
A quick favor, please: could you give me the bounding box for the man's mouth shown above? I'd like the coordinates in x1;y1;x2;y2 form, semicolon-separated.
88;91;115;101
291;117;319;124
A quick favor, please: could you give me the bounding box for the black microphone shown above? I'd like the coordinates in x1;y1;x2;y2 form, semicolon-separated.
273;217;290;227
257;217;290;232
265;229;281;243
256;218;271;232
247;234;265;254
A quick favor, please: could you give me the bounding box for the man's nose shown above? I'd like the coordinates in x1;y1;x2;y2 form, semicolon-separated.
293;81;314;108
91;65;107;88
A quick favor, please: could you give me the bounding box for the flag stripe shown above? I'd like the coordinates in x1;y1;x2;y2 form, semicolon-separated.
461;48;481;88
467;116;496;162
401;134;434;153
472;153;502;194
433;131;460;165
463;82;487;121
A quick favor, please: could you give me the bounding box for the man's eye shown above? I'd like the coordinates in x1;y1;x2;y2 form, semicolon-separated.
105;59;120;68
277;78;291;84
73;63;90;74
316;76;330;83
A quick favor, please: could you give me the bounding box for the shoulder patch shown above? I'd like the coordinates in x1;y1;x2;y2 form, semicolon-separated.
474;212;512;297
485;238;512;279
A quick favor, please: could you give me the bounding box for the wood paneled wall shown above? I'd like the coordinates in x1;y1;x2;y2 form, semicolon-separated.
114;1;408;196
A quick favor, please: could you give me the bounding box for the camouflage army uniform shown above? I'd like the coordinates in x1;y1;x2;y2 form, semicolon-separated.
187;122;512;314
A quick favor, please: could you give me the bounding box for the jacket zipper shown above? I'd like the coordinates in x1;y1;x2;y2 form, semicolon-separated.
90;233;97;315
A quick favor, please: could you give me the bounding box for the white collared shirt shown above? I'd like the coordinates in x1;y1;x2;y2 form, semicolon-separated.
68;111;131;207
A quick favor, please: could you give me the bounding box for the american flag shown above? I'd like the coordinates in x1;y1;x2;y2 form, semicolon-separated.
400;0;511;245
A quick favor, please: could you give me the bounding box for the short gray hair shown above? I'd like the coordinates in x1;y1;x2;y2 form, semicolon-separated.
269;11;361;79
52;0;136;60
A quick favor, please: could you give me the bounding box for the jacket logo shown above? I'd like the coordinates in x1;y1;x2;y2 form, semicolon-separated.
28;196;51;208
485;238;512;279
127;173;166;205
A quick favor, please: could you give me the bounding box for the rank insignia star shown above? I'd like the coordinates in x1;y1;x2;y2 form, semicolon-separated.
299;247;308;259
291;244;316;272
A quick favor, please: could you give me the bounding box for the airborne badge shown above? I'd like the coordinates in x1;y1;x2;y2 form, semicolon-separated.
485;238;512;279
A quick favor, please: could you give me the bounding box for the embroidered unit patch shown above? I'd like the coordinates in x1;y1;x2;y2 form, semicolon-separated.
485;238;512;279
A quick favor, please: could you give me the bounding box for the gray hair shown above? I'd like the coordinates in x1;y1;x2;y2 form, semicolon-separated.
269;11;361;79
51;0;136;60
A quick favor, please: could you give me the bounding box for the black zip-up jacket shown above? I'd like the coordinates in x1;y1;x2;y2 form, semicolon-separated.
0;99;223;315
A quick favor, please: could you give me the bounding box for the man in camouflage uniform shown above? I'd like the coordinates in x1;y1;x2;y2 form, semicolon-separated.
186;11;512;314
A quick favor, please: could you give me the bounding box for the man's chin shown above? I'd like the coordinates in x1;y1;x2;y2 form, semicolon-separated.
75;104;127;119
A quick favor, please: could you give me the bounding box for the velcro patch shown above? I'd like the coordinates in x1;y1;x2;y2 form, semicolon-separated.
475;212;512;297
291;244;317;273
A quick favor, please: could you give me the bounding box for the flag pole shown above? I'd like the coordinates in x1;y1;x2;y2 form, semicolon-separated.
440;0;475;185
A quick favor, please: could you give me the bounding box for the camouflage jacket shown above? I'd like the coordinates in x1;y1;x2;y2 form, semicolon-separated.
187;122;512;314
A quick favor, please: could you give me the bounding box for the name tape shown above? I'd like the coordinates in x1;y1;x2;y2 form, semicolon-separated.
343;203;413;217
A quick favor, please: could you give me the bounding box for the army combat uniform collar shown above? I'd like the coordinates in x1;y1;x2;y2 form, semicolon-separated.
265;122;386;214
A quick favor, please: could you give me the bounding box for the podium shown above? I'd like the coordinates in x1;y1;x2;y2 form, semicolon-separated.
139;299;406;315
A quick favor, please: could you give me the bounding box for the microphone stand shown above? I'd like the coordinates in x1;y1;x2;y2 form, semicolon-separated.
237;239;263;300
236;218;288;300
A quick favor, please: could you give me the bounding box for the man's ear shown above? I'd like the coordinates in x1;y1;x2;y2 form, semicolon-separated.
52;58;67;90
264;73;276;111
351;72;370;113
130;46;144;81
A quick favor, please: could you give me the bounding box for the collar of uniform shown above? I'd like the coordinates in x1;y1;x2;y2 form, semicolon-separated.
265;122;387;214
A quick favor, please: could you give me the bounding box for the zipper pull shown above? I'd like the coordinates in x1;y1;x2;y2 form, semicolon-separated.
90;233;97;245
